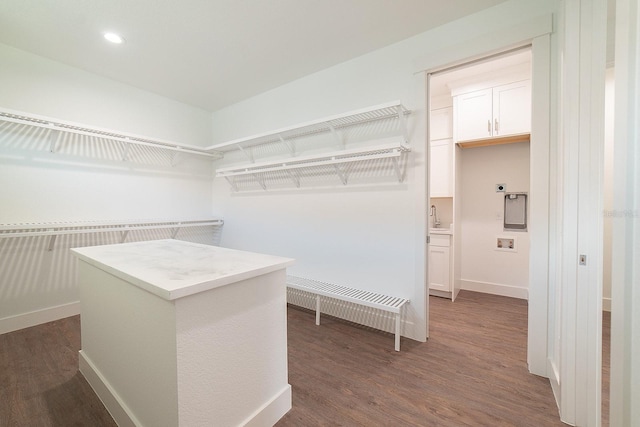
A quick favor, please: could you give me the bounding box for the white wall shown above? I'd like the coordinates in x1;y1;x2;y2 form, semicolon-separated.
459;142;530;299
210;0;560;342
0;43;212;146
0;43;216;333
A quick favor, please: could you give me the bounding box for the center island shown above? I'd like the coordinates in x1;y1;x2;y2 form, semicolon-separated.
71;239;295;427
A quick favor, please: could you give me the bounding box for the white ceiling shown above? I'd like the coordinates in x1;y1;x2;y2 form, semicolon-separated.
0;0;508;112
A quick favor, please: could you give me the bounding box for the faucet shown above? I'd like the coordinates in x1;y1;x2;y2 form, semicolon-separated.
430;205;441;228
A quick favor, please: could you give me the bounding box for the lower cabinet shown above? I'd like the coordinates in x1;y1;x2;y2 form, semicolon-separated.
429;234;452;294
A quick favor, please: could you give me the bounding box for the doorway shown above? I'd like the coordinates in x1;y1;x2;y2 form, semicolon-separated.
427;48;532;305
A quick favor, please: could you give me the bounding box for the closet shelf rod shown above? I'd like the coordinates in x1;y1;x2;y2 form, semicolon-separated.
0;109;223;159
0;220;223;239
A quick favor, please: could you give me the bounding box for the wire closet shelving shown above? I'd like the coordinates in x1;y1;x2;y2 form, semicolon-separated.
212;101;412;191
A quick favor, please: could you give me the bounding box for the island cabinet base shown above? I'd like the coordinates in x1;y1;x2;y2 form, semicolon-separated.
73;240;294;427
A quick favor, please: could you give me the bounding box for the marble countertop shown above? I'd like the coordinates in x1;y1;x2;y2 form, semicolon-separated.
72;239;295;301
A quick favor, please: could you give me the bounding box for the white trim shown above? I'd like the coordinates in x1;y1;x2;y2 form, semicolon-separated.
547;357;561;411
413;14;553;73
610;0;640;425
0;301;80;335
459;279;528;300
242;385;292;427
79;351;139;427
528;34;552;377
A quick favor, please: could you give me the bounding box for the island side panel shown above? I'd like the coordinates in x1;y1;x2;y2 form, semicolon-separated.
78;260;179;427
175;268;291;426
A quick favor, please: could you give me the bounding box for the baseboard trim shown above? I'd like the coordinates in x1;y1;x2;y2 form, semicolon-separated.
79;351;138;427
0;301;80;335
459;279;529;300
547;358;561;410
80;349;292;427
242;385;292;427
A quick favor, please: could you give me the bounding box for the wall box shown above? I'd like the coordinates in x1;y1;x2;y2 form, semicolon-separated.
504;192;527;231
496;236;517;252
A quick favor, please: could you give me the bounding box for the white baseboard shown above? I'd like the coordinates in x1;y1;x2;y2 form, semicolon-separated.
459;279;529;300
603;297;611;312
81;349;292;427
242;385;292;427
79;351;138;427
0;301;80;335
547;358;560;409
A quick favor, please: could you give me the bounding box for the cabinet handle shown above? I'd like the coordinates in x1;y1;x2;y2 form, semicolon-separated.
487;120;491;134
495;119;499;134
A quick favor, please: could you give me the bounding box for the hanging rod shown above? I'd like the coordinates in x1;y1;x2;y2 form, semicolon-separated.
0;219;224;238
0;108;223;159
207;100;411;152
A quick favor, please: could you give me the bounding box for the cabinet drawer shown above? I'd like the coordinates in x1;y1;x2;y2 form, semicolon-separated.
430;234;451;247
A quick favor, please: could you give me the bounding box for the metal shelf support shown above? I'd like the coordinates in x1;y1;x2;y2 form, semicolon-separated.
48;128;59;153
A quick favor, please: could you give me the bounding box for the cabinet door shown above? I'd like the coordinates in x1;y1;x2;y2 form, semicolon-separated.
430;139;453;197
492;80;531;136
430;107;453;140
455;88;493;141
428;245;451;292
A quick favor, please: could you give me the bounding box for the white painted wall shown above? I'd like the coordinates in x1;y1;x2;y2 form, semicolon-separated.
0;43;216;333
0;43;212;146
210;0;560;342
459;142;530;299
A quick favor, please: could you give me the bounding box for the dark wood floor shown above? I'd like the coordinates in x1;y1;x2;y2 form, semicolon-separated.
1;291;608;426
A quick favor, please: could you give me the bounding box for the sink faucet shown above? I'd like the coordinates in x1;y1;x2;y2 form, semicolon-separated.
430;205;441;228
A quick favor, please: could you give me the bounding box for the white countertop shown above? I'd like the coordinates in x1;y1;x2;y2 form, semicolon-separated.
430;228;453;235
72;239;295;301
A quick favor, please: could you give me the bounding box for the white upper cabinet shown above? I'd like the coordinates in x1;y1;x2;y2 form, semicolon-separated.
430;139;453;197
454;89;493;141
430;106;453;141
454;80;531;142
430;106;453;197
492;80;531;137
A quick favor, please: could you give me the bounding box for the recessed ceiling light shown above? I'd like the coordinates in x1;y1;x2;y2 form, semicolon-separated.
104;32;124;44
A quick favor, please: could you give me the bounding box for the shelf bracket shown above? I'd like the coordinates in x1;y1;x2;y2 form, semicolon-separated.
392;150;408;183
333;163;347;185
120;229;129;243
287;170;300;188
252;173;266;190
279;135;296;157
170;151;180;167
47;231;57;251
398;106;409;144
391;156;403;183
238;144;255;163
224;176;239;192
48;128;59;153
328;123;344;149
122;141;131;162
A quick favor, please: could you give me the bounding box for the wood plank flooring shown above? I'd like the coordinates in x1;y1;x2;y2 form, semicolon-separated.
1;291;606;426
280;291;564;426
